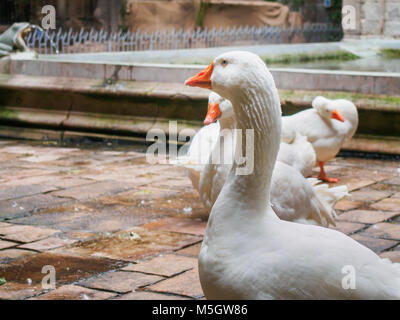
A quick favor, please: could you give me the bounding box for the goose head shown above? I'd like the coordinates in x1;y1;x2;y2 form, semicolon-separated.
204;92;234;125
312;96;345;123
186;51;271;103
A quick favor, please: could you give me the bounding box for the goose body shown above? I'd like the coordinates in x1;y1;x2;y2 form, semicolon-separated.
185;51;400;300
174;121;220;191
282;96;358;182
277;129;316;177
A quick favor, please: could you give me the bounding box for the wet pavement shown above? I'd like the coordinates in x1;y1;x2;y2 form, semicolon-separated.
0;138;400;300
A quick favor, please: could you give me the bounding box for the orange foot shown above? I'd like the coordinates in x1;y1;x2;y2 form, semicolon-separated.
318;161;339;183
317;175;339;183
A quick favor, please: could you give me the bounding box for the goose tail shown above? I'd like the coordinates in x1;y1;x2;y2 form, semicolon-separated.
308;178;350;227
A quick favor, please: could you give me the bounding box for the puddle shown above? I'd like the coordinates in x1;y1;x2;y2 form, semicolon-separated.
0;252;124;288
59;227;201;262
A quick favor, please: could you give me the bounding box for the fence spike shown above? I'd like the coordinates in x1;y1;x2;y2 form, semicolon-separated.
25;24;340;54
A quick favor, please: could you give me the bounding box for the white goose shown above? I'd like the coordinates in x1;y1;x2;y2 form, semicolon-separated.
185;51;400;299
282;96;359;183
178;92;346;226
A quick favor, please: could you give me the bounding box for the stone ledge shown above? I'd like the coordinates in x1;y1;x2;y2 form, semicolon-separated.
1;74;400;154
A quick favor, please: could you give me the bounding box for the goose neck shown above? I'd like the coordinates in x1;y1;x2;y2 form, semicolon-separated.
224;84;281;206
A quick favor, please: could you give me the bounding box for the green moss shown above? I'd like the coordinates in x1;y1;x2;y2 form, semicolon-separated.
119;0;129;32
381;49;400;59
278;89;400;108
0;107;18;119
133;189;154;195
263;50;359;65
196;1;209;27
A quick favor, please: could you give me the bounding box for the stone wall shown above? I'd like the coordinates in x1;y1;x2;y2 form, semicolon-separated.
343;0;400;39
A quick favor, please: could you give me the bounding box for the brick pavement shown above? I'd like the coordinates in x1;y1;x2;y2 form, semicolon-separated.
0;139;400;300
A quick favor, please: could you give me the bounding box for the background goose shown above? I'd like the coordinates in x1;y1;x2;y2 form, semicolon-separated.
181;93;347;226
171;107;220;191
282;96;359;183
185;51;400;300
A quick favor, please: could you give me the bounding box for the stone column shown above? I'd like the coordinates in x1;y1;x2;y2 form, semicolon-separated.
385;0;400;38
343;0;400;39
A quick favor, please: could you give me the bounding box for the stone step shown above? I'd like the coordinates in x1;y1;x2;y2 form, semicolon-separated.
0;74;400;154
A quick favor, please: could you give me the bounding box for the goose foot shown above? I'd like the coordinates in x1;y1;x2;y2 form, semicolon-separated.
317;161;339;183
317;175;339;183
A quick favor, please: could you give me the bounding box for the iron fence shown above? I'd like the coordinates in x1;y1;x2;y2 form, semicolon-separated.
25;24;343;55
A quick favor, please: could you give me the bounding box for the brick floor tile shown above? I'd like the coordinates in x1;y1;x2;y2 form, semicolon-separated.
371;198;400;212
81;165;165;185
379;251;400;263
147;268;203;298
29;285;116;300
122;254;197;277
50;181;136;200
350;189;393;202
0;222;11;228
0;194;68;221
381;177;400;186
337;178;378;192
18;237;76;251
329;221;366;235
151;178;194;191
334;200;363;211
176;243;202;257
142;217;207;236
351;234;398;253
337;210;399;224
1;168;55;182
2;227;60;243
22;154;63;163
48;177;95;189
392;192;400;199
64;231;96;240
360;223;400;241
114;291;190;300
0;240;18;250
80;271;163;293
0;249;36;260
0;224;38;235
0;184;59;201
0;282;41;300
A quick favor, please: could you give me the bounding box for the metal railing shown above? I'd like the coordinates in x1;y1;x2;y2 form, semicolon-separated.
25;24;343;55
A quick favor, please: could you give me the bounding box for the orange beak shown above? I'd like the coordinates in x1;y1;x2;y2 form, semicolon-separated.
185;63;214;89
204;102;221;125
332;109;344;122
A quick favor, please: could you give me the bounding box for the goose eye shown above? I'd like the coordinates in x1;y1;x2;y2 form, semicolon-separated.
221;60;228;66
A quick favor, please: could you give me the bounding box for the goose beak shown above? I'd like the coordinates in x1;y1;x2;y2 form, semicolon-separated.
185;63;213;89
204;102;221;125
332;109;344;122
